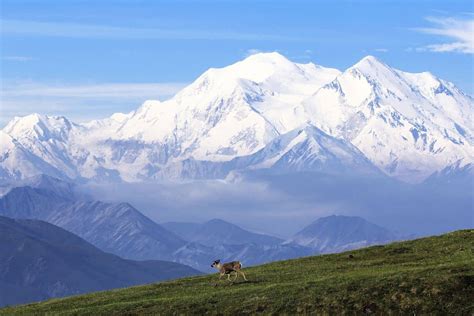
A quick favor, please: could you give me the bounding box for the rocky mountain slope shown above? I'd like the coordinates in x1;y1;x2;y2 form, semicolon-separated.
285;215;397;253
0;184;186;261
0;215;199;307
163;218;283;247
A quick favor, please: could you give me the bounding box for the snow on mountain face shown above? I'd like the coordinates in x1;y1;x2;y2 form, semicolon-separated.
1;53;472;183
304;56;474;181
109;52;340;164
2;114;80;180
0;131;66;181
228;124;380;176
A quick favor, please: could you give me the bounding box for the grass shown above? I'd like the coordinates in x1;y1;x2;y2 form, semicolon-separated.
2;229;473;315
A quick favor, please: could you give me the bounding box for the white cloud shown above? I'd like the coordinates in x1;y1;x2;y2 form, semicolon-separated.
374;48;388;53
2;82;187;98
2;56;34;62
0;19;303;42
415;16;474;54
0;82;187;126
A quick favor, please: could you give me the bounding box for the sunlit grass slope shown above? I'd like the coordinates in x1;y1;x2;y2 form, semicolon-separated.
2;230;473;315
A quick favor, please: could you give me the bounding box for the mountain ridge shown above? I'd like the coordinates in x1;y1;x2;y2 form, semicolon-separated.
286;215;397;253
0;215;199;307
0;184;187;262
1;52;472;183
0;175;404;272
163;218;284;247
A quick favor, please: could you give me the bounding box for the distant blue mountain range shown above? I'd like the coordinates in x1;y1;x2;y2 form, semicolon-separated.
0;215;199;307
0;175;399;273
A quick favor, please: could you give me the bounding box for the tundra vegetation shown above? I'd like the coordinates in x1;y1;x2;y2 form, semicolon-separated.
1;230;473;315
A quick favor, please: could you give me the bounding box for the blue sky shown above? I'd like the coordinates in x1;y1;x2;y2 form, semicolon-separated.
1;0;473;126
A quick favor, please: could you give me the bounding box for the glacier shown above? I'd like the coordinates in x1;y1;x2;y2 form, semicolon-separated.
1;52;472;183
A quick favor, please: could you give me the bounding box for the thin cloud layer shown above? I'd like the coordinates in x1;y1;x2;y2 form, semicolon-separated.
0;82;187;126
2;56;34;62
81;173;473;238
416;16;474;54
0;19;303;42
2;82;187;98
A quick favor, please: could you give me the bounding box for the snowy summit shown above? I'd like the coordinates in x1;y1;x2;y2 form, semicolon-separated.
1;52;473;183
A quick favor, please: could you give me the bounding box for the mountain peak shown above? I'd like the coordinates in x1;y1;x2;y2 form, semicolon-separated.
304;215;393;237
288;215;396;253
4;113;73;140
359;55;383;64
1;52;472;184
10;113;71;126
360;55;379;62
242;51;291;64
212;51;301;84
3;114;43;138
4;113;43;130
203;218;234;227
350;55;388;73
164;218;283;248
311;214;365;225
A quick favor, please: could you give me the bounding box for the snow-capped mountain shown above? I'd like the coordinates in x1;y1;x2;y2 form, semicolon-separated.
286;215;397;253
0;131;66;182
226;124;380;176
304;56;473;181
1;53;472;183
2;115;78;179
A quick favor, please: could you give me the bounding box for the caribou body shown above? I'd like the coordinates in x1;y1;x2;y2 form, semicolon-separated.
211;260;248;282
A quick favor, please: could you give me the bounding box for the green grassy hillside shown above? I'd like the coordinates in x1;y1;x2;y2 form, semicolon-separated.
2;230;473;315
